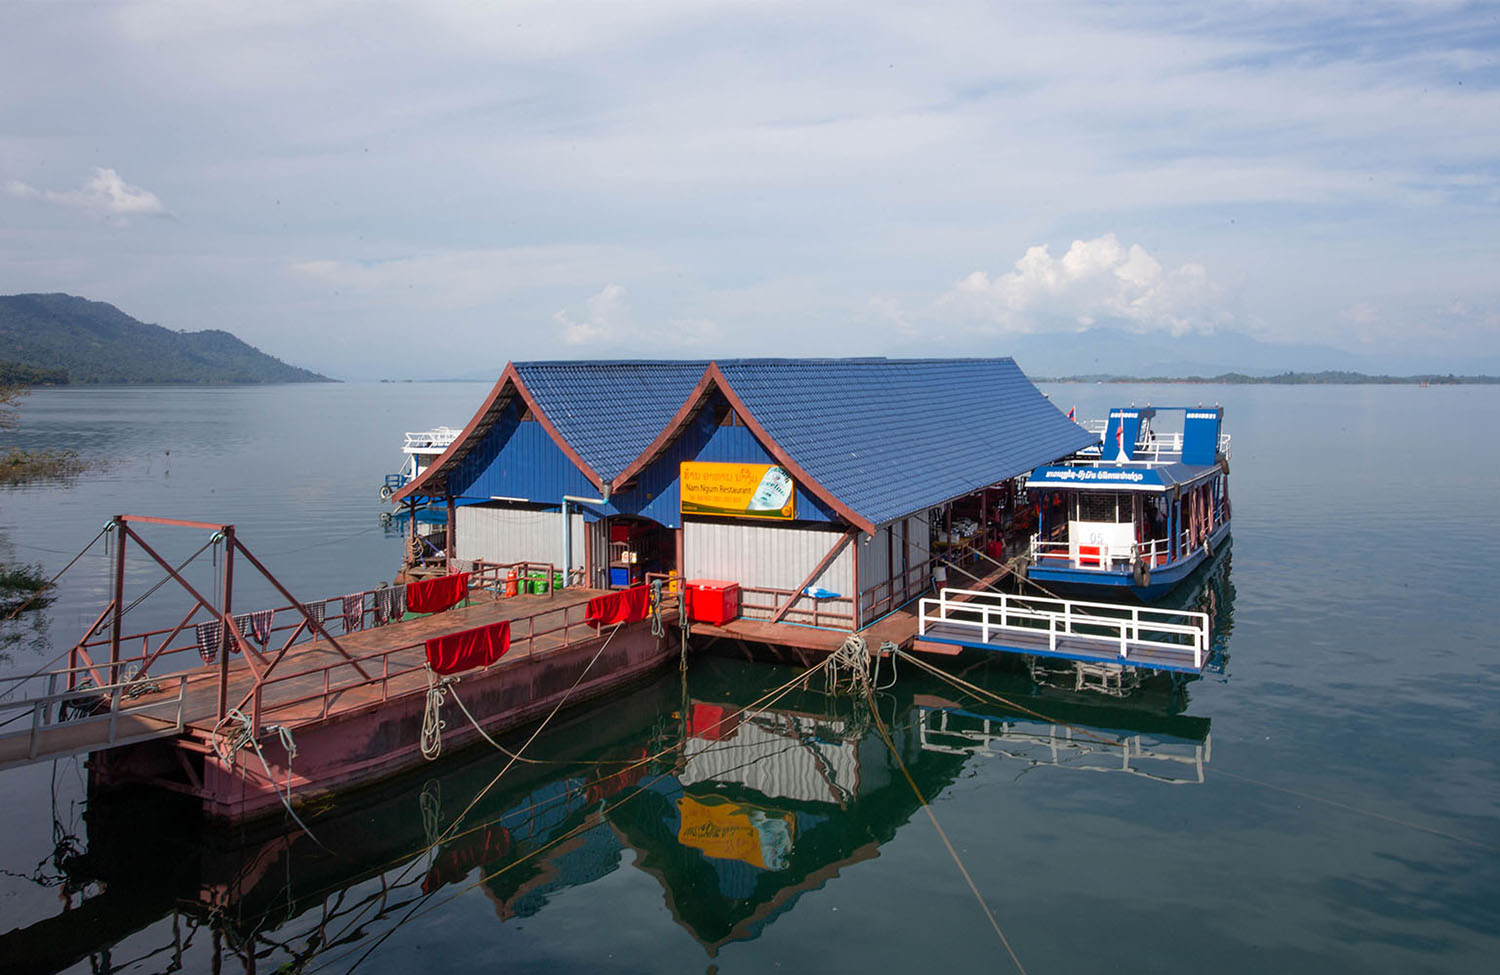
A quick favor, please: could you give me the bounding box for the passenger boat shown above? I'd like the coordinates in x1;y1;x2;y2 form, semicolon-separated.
1024;406;1230;600
380;426;461;500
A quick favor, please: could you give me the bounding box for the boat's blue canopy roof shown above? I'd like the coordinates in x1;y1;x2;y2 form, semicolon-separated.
1026;460;1222;493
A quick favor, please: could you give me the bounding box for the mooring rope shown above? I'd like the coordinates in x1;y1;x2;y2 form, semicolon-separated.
862;681;1027;974
896;648;1126;748
0;523;115;701
314;653;837;974
212;708;333;854
826;633;871;696
420;672;457;761
321;654;836;975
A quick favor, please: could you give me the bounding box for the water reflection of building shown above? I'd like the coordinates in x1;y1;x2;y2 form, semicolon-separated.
3;652;1217;972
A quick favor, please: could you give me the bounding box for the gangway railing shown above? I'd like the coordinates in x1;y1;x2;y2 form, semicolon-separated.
918;588;1209;668
0;672;189;771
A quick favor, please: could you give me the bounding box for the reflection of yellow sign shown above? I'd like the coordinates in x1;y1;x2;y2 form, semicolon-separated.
681;462;796;520
677;795;795;870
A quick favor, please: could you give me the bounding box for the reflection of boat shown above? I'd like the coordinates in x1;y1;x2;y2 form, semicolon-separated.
1026;407;1231;600
10;652;1215;970
380;426;461;500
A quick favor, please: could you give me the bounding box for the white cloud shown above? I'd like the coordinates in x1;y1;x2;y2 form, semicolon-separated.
938;234;1228;336
5;167;168;220
555;283;720;348
556;282;630;346
289;246;660;309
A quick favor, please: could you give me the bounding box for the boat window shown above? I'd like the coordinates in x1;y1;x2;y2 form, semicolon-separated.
1077;493;1126;523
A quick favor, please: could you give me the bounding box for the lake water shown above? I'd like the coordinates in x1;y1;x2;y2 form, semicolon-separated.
0;381;1497;974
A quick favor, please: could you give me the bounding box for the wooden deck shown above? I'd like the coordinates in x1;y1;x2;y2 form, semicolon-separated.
689;606;922;654
0;587;611;770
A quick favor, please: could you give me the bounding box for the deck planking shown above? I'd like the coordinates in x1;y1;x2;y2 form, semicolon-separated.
7;588;612;766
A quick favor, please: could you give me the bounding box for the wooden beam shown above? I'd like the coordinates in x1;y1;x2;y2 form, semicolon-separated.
768;528;858;625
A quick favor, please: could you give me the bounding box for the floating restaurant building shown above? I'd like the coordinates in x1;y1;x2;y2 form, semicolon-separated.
395;358;1097;634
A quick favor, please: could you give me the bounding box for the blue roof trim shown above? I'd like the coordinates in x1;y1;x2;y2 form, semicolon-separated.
514;361;709;482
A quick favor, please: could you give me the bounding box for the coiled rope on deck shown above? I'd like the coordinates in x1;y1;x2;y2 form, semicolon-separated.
420;672;458;761
211;708;333;854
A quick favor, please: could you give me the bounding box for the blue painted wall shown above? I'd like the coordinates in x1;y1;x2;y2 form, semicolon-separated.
448;398;599;504
610;390;839;529
446;389;840;529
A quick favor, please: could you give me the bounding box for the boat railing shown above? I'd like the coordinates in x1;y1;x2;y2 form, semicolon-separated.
1030;536;1135;570
1030;515;1224;571
402;427;462;454
918;588;1209;668
1074;427;1232;464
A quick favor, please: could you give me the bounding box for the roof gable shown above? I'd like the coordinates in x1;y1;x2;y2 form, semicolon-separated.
515;361;709;482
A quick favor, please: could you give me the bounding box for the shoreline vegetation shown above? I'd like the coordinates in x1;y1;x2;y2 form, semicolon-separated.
1039;371;1499;385
1;383;96;487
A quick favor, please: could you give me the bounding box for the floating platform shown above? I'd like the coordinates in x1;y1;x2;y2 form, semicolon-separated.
912;588;1210;674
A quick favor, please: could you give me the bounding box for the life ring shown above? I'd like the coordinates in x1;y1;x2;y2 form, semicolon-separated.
379;511;393;527
379;484;394;500
1132;559;1151;589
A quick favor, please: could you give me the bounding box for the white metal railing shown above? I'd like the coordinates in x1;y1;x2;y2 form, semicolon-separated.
403;427;462;454
1075;421;1231;465
0;673;189;768
1030;537;1133;569
918;588;1209;668
1029;508;1227;571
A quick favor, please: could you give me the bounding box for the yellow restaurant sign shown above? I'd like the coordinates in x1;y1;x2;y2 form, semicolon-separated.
676;795;795;870
680;462;796;520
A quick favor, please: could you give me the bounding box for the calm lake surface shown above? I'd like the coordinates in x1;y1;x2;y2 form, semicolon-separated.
1;381;1497;974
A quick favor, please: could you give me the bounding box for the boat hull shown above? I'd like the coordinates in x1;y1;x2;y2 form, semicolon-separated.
1029;522;1231;602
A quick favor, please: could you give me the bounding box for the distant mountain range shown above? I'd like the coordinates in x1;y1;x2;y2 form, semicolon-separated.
1042;370;1498;384
987;326;1500;380
0;293;331;384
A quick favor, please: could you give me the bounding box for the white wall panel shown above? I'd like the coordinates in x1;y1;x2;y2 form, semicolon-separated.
683;520;853;602
455;505;584;569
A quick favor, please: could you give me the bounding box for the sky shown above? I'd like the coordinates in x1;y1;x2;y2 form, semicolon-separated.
2;0;1498;380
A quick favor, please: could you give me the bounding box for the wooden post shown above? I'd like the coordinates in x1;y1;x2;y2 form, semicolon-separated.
218;525;234;721
903;517;912;603
109;516;125;687
445;494;456;572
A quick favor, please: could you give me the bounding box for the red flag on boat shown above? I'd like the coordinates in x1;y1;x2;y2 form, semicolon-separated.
1067;406;1075;421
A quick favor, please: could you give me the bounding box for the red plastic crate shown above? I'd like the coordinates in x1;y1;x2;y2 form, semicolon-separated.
685;579;740;625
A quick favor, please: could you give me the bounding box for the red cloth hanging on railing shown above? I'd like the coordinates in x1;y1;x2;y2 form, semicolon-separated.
407;572;470;614
425;619;510;675
585;585;650;625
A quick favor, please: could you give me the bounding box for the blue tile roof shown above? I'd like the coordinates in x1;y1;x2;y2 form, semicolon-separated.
515;360;709;482
715;358;1096;526
415;358;1092;526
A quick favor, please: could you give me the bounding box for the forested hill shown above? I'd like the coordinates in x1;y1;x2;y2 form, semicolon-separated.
0;293;332;384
